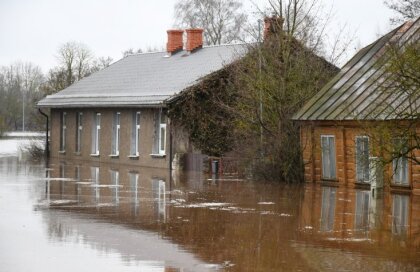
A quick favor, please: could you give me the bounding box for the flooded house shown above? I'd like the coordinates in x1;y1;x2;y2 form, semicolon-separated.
37;29;246;169
293;19;419;193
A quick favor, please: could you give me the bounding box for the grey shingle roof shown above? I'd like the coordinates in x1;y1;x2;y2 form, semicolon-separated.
38;44;247;108
293;18;419;121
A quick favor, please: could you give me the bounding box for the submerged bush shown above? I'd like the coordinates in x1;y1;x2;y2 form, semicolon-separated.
19;139;45;161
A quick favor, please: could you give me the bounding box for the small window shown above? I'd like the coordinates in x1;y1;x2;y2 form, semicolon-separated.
130;112;141;156
75;112;83;153
321;135;336;179
393;138;409;185
59;112;66;151
153;109;167;155
111;112;121;155
91;113;101;155
355;136;370;183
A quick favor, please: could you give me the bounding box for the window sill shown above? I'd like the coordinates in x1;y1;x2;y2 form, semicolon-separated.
90;154;100;157
128;155;139;160
58;151;66;155
109;154;119;158
150;154;166;158
74;152;81;156
354;181;370;186
390;183;411;189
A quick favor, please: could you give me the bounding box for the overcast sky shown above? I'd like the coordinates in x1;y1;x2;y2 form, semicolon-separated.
0;0;395;72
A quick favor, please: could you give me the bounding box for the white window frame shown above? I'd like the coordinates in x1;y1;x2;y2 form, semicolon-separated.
355;136;370;183
75;112;83;153
130;112;141;156
159;122;167;155
111;112;121;156
393;138;409;186
91;113;101;155
59;112;66;152
321;135;336;180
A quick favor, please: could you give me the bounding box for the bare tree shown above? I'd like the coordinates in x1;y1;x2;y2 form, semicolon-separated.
385;0;420;24
174;0;247;45
57;41;93;86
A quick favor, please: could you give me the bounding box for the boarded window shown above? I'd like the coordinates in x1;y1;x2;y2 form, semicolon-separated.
130;112;141;156
75;112;83;153
59;112;66;151
91;113;101;155
111;112;120;155
356;137;370;183
393;138;409;185
321;135;336;179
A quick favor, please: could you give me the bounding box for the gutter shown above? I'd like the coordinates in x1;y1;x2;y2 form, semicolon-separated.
38;108;50;157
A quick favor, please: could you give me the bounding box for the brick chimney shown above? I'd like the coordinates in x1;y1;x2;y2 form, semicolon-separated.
264;16;284;40
167;29;184;55
186;28;204;52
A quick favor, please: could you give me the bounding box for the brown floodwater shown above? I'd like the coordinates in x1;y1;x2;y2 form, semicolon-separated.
0;154;419;271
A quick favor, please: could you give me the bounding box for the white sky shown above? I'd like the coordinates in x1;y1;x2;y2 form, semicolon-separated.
0;0;395;72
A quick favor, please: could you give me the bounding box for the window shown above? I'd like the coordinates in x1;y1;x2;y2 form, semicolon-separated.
111;112;121;155
91;113;101;155
59;112;66;152
110;170;119;205
75;112;83;153
392;194;409;236
159;113;167;155
153;109;167;155
355;136;370;183
320;186;336;232
321;135;336;179
393;138;409;185
130;112;141;156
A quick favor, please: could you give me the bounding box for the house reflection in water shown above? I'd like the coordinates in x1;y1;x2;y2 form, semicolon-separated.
300;185;420;249
48;158;169;224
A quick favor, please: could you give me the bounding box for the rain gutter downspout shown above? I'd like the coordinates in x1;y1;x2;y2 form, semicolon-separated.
38;108;50;157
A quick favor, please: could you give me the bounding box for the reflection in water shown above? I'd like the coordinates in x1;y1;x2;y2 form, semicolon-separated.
320;186;336;232
355;190;370;232
392;194;409;236
0;155;419;272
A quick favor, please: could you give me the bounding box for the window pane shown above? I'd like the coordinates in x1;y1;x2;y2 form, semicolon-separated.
321;136;336;179
160;127;165;151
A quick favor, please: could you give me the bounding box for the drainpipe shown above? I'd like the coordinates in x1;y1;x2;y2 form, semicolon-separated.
38;108;49;157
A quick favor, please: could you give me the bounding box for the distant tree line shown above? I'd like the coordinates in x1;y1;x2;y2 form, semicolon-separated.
0;41;113;134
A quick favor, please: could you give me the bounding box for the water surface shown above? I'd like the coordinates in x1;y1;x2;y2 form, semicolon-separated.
0;147;419;271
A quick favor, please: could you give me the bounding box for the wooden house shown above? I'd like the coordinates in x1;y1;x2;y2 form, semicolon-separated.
293;19;420;193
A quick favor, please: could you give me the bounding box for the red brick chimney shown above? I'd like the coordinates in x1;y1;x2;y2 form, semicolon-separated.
167;29;184;55
264;16;284;40
186;28;204;52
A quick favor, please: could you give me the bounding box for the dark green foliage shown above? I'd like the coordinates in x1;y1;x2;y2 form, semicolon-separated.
168;69;237;157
